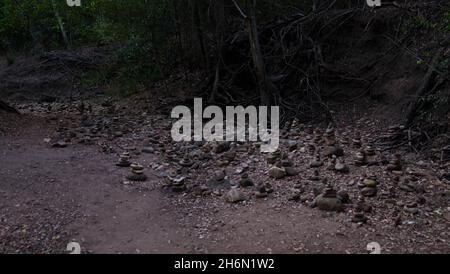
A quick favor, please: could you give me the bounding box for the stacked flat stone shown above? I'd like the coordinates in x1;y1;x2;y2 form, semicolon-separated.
334;158;349;173
364;145;376;156
352;133;362;148
239;173;254;187
179;154;194;167
254;183;268;198
323;126;336;146
352;210;368;223
354;150;368;166
314;184;343;212
309;154;323;168
360;176;378;197
116;152;131;167
309;169;321;181
126;163;147;181
387;153;402;171
313;129;323;144
266;151;281;165
166;176;187;193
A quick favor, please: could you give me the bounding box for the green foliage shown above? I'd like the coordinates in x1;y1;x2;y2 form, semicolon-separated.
0;0;95;51
418;89;450;121
443;11;450;33
0;0;177;94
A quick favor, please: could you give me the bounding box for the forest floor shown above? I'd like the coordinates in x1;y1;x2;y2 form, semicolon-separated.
0;94;449;254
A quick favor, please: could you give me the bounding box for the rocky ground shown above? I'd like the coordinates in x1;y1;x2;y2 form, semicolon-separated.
0;95;449;254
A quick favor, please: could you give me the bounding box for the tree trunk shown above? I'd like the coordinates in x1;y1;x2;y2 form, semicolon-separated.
245;0;275;106
51;0;70;48
404;47;444;126
0;99;19;114
192;0;208;70
209;0;226;104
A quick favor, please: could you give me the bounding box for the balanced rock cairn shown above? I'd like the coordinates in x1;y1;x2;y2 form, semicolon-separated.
221;149;236;164
166;176;187;193
309;154;323;168
208;169;230;189
116;152;131;167
239;173;254;187
334;158;349;173
341;134;350;145
179;154;194;167
364;145;376;156
309;169;321;181
352;209;368;224
126;163;147;181
254;183;268;198
355;196;372;213
214;141;231;154
307;144;316;155
352;133;362;148
354;150;368;166
313;183;343;212
325;155;335;170
313;129;323;144
386;153;402;171
324;126;336;146
266;150;281;165
360;175;378;197
281;159;299;176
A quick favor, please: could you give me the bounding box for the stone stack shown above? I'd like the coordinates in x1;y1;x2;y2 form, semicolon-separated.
334;158;349;173
179;154;194;167
355;196;372;213
387;153;402;171
126;163;147;181
354;150;368;166
214;142;230;154
207;169;230;189
266;150;281;165
324;126;336;146
254;183;268;198
309;154;323;168
239;173;254;187
352;133;362;148
360;176;378;197
313;129;322;144
166;176;187;192
351;210;368;223
307;144;316;155
116;152;131;167
364;145;376;156
327;156;337;171
281;159;299;176
309;170;321;181
313;184;343;212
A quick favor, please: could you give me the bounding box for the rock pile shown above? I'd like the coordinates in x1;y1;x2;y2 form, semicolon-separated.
126;163;147;181
360;176;378;197
116;152;131;167
313;184;343;212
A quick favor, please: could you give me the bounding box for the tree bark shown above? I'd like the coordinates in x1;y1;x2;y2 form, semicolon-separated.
192;0;209;70
244;0;275;106
0;99;19;114
51;0;70;48
404;47;444;126
209;0;226;104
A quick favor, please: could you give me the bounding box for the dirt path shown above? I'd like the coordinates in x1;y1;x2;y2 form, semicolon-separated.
0;114;367;254
0;115;191;253
1;110;448;254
